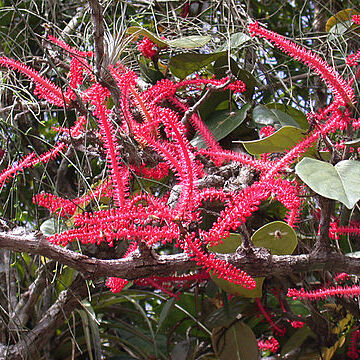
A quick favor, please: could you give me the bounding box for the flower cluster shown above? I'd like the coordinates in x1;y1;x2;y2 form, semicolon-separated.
138;37;159;58
257;337;280;353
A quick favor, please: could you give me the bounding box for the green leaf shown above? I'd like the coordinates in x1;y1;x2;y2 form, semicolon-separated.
157;297;175;334
266;103;308;130
209;222;297;298
212;321;259;360
40;218;66;236
251;221;298;256
169;52;225;79
208;234;263;298
191;103;251;149
295;158;360;209
252;104;303;129
241;125;306;155
205;299;249;328
167;35;211;48
127;27;211;50
213;56;257;101
126;27;168;48
325;9;360;32
281;326;314;357
216;32;251;51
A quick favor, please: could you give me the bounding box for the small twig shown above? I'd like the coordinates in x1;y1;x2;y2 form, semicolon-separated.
181;74;233;124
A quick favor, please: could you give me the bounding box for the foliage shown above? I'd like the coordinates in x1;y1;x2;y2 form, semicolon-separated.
1;1;360;359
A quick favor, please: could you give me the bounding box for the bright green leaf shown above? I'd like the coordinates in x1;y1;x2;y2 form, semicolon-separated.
295;158;360;209
167;35;211;48
251;221;298;256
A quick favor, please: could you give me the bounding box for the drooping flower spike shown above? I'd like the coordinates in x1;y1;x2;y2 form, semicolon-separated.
248;21;355;106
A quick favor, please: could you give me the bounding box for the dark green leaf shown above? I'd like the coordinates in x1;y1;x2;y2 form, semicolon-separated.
266;103;308;130
169;52;225;79
252;104;302;129
191;103;251;149
212;321;259;360
281;326;314;357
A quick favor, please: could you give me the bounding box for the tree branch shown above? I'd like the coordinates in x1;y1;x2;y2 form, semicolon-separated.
1;230;360;280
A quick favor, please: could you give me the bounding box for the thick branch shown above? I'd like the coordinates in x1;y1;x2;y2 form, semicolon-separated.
1;230;360;280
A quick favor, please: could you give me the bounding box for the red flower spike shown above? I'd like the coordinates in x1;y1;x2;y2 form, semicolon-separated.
248;22;354;106
0;57;68;106
287;285;360;300
255;298;286;336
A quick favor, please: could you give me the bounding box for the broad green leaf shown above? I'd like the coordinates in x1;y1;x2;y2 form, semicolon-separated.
212;321;259;360
295;158;360;209
252;104;302;129
138;60;164;84
205;299;249;328
169;52;225;78
208;233;263;298
170;338;197;360
216;32;251;51
325;9;360;32
209;222;297;298
251;221;298;255
191;103;251;149
127;27;211;50
281;326;314;357
167;35;211;48
267;103;308;130
241;126;306;155
126;26;168;48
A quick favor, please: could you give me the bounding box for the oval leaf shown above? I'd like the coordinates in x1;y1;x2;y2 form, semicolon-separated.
325;9;360;32
167;35;211;48
169;52;225;79
251;104;302;129
191;104;251;149
216;32;251;52
295;158;360;209
266;103;308;130
251;221;298;255
209;234;264;298
212;321;259;360
241;125;306;155
126;27;168;48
